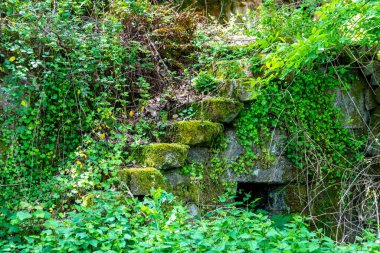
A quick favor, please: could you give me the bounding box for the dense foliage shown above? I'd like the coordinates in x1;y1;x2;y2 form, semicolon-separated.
1;190;379;252
0;0;379;251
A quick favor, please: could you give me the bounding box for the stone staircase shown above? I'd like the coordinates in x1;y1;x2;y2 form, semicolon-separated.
117;40;379;212
117;55;303;212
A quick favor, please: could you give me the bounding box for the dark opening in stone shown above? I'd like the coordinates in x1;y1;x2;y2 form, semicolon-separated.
235;183;288;213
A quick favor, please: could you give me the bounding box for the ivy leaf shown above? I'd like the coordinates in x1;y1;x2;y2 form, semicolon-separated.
16;211;32;221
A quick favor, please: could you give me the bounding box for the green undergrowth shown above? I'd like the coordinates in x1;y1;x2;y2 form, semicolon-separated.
1;190;379;252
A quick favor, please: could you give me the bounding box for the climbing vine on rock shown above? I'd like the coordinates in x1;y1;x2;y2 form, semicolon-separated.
236;69;365;179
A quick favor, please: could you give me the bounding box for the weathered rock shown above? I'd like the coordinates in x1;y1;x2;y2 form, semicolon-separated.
217;78;259;102
226;156;295;184
118;167;166;195
187;147;210;163
333;79;369;128
171;120;223;146
221;129;245;161
141;143;189;169
222;129;287;162
163;169;189;187
192;97;243;123
163;169;224;205
251;130;287;156
365;88;378;110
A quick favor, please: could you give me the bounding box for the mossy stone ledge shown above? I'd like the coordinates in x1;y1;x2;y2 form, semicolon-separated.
142;143;189;169
171;120;223;146
217;78;259;102
192;98;243;123
118;167;166;195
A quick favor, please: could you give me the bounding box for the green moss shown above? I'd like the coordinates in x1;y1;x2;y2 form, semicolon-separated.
118;167;166;195
168;177;224;205
192;98;243;123
141;143;189;169
172;120;223;146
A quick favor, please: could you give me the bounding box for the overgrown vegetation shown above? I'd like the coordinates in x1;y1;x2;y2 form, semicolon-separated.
1;0;379;251
1;190;379;252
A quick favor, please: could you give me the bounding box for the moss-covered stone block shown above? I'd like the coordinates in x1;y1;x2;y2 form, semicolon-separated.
192;98;243;123
217;78;260;102
142;143;189;169
118;167;166;195
163;168;226;206
171;120;223;146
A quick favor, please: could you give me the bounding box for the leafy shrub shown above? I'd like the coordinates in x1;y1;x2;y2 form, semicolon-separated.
192;72;220;93
1;190;379;252
0;0;197;208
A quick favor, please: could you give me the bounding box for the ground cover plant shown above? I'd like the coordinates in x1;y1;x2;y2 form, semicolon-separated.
0;0;379;251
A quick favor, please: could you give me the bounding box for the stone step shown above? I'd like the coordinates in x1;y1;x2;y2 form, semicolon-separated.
141;143;189;169
191;97;243;123
118;167;166;196
171;120;223;146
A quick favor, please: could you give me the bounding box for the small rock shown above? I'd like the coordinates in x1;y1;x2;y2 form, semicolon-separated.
187;203;199;216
